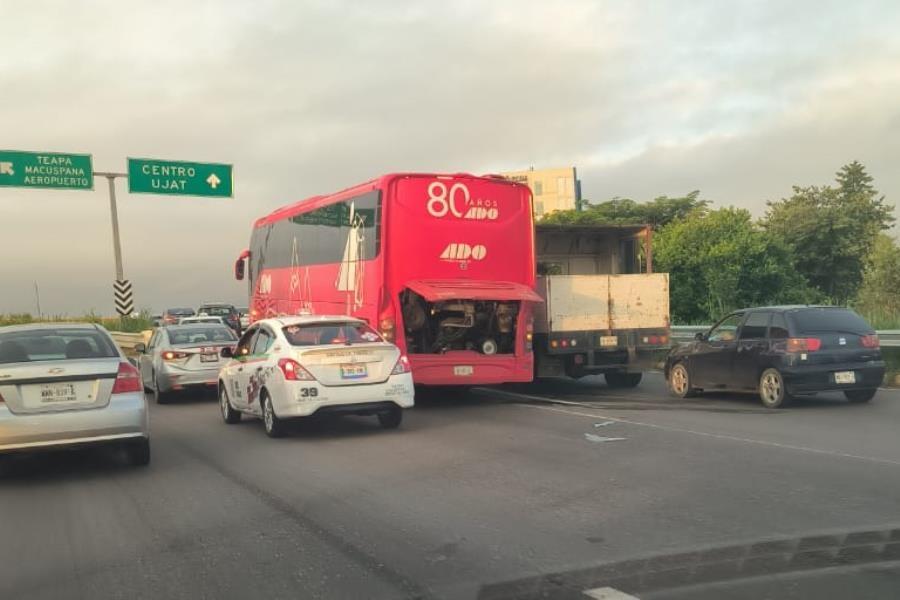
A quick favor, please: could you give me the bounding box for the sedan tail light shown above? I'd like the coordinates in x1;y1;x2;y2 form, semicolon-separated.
278;358;316;381
112;362;142;394
786;337;822;352
162;351;189;361
860;334;879;348
391;355;411;375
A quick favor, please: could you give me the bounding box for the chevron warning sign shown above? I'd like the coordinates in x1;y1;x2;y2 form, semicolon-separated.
114;280;134;316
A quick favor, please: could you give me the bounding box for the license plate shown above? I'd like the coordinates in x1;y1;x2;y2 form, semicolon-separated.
40;383;78;403
340;364;368;379
454;365;474;376
600;336;618;347
200;353;218;363
834;371;856;384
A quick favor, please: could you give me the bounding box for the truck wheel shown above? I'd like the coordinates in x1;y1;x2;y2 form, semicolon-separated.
668;363;696;398
844;388;877;403
605;372;642;388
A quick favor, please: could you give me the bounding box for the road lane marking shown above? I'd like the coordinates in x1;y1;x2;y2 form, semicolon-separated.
584;433;626;443
519;403;900;468
583;587;640;599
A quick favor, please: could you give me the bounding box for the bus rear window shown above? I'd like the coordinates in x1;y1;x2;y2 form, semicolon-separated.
283;323;383;346
789;308;873;334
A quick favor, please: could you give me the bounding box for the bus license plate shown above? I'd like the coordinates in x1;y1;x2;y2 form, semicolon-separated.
454;365;474;376
834;371;855;384
340;364;368;379
600;336;618;347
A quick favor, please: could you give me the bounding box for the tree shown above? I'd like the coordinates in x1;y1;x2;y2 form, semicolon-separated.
655;208;816;323
855;234;900;327
541;191;708;229
763;162;893;304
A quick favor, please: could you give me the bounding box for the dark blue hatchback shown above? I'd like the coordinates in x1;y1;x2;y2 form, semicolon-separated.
665;306;885;408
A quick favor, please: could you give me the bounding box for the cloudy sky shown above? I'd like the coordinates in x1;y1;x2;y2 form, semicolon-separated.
2;0;898;314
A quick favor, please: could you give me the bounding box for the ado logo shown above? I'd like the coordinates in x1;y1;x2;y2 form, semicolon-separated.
440;243;487;261
426;181;499;221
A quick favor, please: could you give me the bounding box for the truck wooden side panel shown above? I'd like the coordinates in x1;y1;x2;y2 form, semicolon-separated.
608;273;669;329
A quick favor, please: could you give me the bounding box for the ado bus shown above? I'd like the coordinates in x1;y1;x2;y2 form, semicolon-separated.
234;173;541;385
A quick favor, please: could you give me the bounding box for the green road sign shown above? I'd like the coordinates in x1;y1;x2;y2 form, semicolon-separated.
0;150;93;190
127;157;233;197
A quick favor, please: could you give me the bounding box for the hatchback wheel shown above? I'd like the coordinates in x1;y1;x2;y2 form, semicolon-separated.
127;438;151;467
668;363;696;398
759;368;790;408
377;407;403;429
220;386;241;424
844;388;877;403
262;392;286;438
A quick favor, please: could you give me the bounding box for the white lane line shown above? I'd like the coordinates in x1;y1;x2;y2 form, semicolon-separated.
583;586;641;600
519;402;900;468
584;433;627;443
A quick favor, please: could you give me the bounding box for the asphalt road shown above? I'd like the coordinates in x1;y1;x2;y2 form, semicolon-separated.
2;373;899;599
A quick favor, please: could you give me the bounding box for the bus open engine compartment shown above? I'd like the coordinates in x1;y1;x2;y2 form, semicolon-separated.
401;291;519;355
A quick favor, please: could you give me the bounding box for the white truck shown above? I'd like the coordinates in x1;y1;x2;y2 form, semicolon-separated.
533;224;670;387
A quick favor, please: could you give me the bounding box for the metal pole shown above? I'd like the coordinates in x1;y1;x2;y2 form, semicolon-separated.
106;175;125;281
34;281;42;320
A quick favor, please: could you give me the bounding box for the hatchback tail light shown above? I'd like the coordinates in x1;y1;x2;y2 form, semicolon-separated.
278;358;315;381
391;355;411;375
786;337;822;352
112;362;143;394
860;334;879;348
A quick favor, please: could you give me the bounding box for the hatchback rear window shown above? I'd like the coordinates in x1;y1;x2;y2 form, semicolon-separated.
283;322;383;346
0;329;118;364
789;308;872;334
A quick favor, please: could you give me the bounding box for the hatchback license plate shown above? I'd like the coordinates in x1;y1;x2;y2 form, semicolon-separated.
340;364;367;379
40;383;78;403
834;371;856;384
454;365;474;376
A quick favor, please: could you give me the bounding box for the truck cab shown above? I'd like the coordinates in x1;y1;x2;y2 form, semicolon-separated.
533;224;670;386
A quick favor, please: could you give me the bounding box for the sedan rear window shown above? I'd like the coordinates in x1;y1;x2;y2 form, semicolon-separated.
283;322;383;346
0;329;118;364
790;308;872;334
168;308;195;316
200;306;235;316
168;325;237;345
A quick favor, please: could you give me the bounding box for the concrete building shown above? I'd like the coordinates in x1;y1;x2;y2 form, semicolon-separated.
500;166;582;219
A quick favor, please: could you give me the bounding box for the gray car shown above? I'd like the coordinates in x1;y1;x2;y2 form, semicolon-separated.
0;323;150;466
137;323;238;404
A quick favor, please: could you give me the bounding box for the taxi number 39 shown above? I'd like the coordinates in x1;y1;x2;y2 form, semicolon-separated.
427;182;499;220
299;387;318;398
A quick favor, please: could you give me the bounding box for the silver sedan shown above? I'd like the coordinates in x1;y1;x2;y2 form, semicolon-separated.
137;323;238;404
0;323;150;465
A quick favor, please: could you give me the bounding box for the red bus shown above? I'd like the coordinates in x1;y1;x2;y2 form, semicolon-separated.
234;173;541;386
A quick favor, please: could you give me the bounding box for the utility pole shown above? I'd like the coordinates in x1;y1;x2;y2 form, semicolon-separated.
33;281;42;320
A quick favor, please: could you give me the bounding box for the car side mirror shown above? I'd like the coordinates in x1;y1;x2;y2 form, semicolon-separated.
221;346;234;358
134;342;147;353
694;332;706;341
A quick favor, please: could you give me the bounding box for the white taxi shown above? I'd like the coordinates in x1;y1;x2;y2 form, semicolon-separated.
217;316;414;437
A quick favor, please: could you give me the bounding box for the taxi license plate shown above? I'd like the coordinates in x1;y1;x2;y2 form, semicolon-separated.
454;365;474;376
600;336;618;347
340;364;368;379
834;371;856;384
40;383;78;403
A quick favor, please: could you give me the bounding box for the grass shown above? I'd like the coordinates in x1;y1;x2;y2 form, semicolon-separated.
0;311;154;333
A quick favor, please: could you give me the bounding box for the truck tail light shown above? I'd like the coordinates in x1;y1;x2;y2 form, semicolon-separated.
112;362;142;394
860;334;879;348
525;315;534;352
278;358;315;381
786;338;822;352
379;314;396;343
391;355;411;375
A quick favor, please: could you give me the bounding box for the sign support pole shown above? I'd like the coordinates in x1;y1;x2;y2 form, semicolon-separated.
96;171;127;281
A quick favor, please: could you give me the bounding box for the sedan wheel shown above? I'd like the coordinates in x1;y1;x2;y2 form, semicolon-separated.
759;368;790;408
668;363;696;398
153;375;169;405
220;386;241;424
262;392;286;438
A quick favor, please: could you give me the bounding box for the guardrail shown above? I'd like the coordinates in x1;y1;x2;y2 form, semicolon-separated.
671;326;900;347
109;331;149;356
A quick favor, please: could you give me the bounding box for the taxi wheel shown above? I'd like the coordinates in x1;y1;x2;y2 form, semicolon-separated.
262;392;286;438
845;388;877;403
220;386;241;424
759;368;791;409
377;407;403;429
126;438;151;467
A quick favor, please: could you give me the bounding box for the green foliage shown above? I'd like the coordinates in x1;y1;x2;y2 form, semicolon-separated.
854;234;900;328
541;191;708;229
655;208;818;323
763;162;894;304
0;311;154;333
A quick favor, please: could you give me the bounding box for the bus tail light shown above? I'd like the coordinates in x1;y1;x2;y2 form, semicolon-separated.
391;355;411;375
379;315;396;343
860;334;879;348
112;362;142;394
786;338;822;352
525;317;534;352
278;358;315;381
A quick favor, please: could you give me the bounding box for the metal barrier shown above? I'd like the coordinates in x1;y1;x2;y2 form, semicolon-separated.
671;326;900;347
109;331;150;356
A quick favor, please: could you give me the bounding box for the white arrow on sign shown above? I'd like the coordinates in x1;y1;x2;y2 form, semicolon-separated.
0;162;14;176
206;174;221;189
